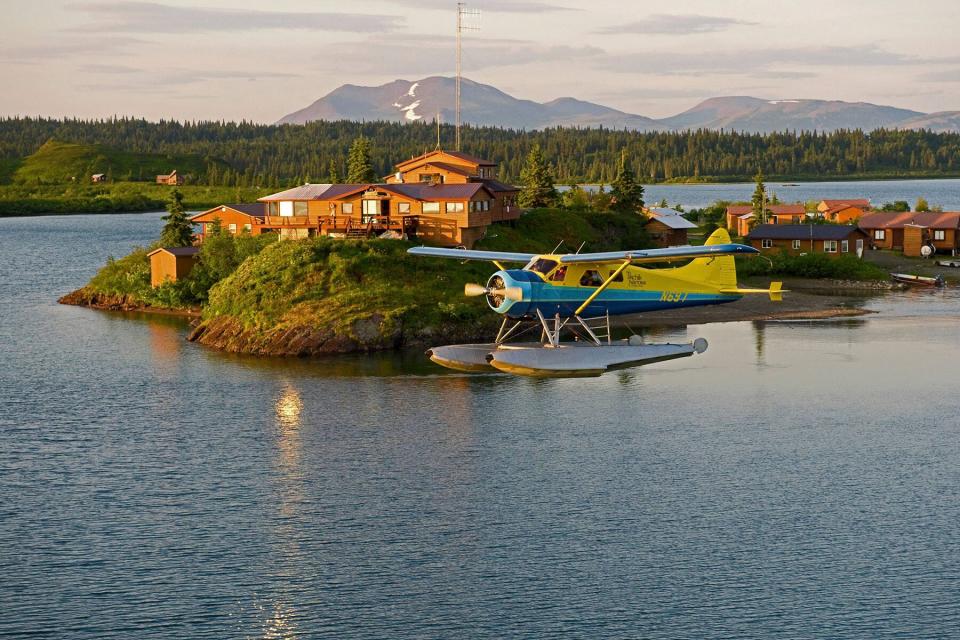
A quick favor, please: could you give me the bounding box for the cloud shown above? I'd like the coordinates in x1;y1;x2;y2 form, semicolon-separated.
600;45;956;77
0;36;145;63
76;67;302;92
598;14;757;35
67;2;403;34
922;68;960;82
384;0;578;12
313;37;604;76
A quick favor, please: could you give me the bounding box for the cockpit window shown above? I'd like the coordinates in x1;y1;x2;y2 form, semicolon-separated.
550;266;568;282
579;270;604;287
524;258;558;277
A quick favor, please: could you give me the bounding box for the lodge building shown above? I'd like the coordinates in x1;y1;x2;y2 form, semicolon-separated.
858;211;960;256
746;224;869;258
726;204;806;236
190;150;520;248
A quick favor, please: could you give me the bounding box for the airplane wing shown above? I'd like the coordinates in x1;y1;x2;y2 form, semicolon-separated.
407;247;538;262
558;243;759;264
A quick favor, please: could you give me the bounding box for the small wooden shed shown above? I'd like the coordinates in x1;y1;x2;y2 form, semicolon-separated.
148;246;200;287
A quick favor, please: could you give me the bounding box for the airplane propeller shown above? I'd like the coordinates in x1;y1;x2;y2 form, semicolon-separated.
464;283;523;301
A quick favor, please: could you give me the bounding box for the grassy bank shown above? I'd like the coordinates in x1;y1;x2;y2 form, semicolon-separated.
0;182;270;216
736;251;889;280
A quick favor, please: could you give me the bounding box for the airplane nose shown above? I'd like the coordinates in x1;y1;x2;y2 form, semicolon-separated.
481;271;529;315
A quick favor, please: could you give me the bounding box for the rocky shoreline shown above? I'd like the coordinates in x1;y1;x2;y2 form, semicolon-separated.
58;287;200;317
61;277;883;357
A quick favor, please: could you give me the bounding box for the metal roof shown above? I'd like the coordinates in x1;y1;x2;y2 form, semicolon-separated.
747;224;866;240
258;183;335;201
647;214;697;230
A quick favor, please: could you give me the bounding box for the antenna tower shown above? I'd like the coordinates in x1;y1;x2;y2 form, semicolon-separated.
456;2;480;151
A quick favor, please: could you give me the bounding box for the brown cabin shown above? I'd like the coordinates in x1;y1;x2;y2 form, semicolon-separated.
190;204;266;242
817;199;870;224
726;204;806;236
643;208;697;247
148;247;200;287
858;211;960;255
746;224;868;257
156;170;184;186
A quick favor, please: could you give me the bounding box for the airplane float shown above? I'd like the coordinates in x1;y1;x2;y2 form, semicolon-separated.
408;228;783;377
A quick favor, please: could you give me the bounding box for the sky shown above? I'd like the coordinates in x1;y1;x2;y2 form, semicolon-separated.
2;0;959;122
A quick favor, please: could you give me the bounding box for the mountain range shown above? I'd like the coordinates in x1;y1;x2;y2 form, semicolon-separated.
277;76;960;134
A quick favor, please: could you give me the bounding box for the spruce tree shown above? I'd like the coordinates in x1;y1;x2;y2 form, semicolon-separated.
346;137;375;183
159;189;194;247
327;159;341;184
609;152;644;214
517;144;558;209
751;170;767;223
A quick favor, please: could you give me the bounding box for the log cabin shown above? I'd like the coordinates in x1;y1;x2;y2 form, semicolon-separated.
816;199;870;224
746;224;869;258
858;211;960;255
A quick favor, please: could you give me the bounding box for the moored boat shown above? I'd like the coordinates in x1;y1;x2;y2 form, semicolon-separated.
890;272;945;287
936;259;960;268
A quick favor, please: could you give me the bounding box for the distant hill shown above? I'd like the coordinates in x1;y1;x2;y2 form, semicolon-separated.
13;140;216;184
278;77;958;134
277;76;662;131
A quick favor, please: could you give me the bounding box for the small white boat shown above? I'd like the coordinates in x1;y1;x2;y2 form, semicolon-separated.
936;259;960;268
890;272;945;287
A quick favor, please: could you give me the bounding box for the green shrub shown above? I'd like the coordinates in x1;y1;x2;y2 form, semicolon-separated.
737;251;887;280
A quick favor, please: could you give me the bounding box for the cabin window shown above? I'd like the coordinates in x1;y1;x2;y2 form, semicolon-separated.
268;201;279;216
422;202;440;214
934;230;946;241
398;202;410;214
446;202;464;213
482;200;491;211
243;223;252;232
279;201;294;217
342;203;354;214
294;201;308;216
551;266;567;282
824;240;838;253
761;239;773;248
874;229;885;240
608;270;624;282
228;223;237;234
841;240;849;252
579;270;604;287
524;258;558;278
792;240;801;249
419;173;443;183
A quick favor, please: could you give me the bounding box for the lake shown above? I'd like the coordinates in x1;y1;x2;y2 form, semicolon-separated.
2;203;959;639
576;177;960;210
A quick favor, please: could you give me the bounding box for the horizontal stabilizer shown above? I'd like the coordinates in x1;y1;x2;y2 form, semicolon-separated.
721;281;786;301
407;247;536;262
559;243;759;265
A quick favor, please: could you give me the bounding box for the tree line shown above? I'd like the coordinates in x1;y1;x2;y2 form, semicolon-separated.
2;116;960;187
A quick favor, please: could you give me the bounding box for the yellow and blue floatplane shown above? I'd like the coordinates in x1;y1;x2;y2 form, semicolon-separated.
408;228;783;377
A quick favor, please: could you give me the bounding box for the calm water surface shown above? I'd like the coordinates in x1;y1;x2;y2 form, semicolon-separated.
2;209;959;639
591;177;960;210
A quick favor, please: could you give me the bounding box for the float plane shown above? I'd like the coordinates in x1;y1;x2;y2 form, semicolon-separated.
408;228;783;377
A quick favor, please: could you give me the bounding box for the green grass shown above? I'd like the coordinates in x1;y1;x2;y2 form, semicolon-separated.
0;182;270;216
12;140;217;185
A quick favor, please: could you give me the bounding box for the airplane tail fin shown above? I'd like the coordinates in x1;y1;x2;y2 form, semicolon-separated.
674;227;739;290
677;228;786;301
